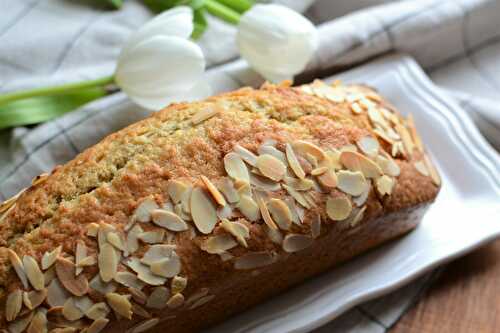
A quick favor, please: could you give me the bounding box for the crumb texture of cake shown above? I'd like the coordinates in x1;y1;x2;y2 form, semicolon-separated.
0;80;440;333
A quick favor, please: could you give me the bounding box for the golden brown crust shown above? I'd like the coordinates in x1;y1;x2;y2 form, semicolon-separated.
0;80;440;332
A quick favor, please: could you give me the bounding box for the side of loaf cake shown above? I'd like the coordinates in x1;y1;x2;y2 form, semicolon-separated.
0;80;440;333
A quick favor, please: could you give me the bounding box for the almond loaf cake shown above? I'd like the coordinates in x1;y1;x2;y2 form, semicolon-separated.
0;80;440;333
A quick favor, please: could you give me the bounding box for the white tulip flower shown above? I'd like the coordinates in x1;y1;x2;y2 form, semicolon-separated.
237;4;318;83
115;6;210;110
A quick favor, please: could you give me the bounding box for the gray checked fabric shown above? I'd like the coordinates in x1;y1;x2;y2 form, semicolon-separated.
0;0;499;332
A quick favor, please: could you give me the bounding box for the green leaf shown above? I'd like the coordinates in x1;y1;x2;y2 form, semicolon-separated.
107;0;124;9
0;87;107;130
191;8;208;39
142;0;187;12
188;0;205;10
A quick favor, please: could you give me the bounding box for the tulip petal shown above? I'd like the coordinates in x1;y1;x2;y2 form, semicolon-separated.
121;6;194;56
115;35;205;96
126;79;212;110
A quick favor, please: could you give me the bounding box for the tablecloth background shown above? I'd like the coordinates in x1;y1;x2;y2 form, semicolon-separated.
1;0;499;332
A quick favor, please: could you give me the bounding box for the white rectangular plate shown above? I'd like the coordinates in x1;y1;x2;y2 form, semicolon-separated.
207;53;500;333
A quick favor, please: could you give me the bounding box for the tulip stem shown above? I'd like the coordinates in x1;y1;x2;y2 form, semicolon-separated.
204;0;241;25
0;75;115;106
215;0;253;14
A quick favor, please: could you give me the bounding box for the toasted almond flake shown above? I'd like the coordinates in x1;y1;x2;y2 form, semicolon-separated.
375;154;400;177
350;206;367;227
145;286;169;309
234;252;276;270
282;234;313;253
55;257;89;296
217;178;240;204
23;289;47;310
138;230;165;244
185;288;209;307
191;106;219;125
317;168;337;188
373;128;395;144
200;175;226;206
150;255;182;278
171;276;188;294
23;255;44;291
324;149;342;170
86;223;100;237
8;311;34;333
237;194;261;222
267;198;292;230
284;176;313;191
189;294;215;310
89;274;117;295
98;243;118;283
106;232;125;252
8;249;28;289
166;180;187;204
282;184;310;209
255;195;278;230
141;244;176;265
129;318;160;333
132;303;151;318
217;204;233;220
85;302;110;320
73;241;87;276
424;155;441;186
350;102;364;114
114;271;145;290
326;196;352;221
43;267;56;286
47;279;70;307
235;180;252;197
220;219;249;247
123;259;164;286
264;224;283;244
353;184;370;206
126;224;143;255
133;197;159;223
76;256;96;269
407;114;424;152
49;328;77;333
292;140;326;162
249;173;281;192
340;151;382;179
283;197;301;225
200;234;238;254
106;292;132;319
311;166;328;176
162;293;183;310
86;318;109;333
6;290;22;321
63;298;84;321
337;170;367;196
392;141;405;157
234;145;258;166
357;136;380;157
41;246;62;270
258;145;287;163
414;161;429;177
311;213;321;238
97;222;116;249
27;310;47;333
224;152;250;183
396;123;415;155
376;175;395;196
190;187;218;234
219;252;234;261
0;188;25;214
256;154;286;182
129;287;147;304
74;296;94;313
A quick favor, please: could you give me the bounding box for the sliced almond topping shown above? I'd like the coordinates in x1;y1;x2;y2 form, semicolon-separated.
353;185;370;206
114;271;145;290
167;180;188;204
258;145;287;164
396;123;415;156
237;194;261;222
129;318;160;333
407;114;424;152
141;244;176;265
235;180;252;197
23;255;44;291
337;170;367;196
85;302;110;320
317;168;337;188
43;266;56;286
185;288;209;306
74;296;94;314
284;176;314;191
146;286;170;309
350;102;364;114
292;140;326;162
350;206;367;227
217;178;240;204
106;232;125;252
311;166;328;176
23;289;47;310
414;161;429;177
234;144;258;166
75;241;87;276
47;279;70;307
132;303;151;318
424;155;441;186
27;310;47;333
201;175;227;206
133;197;159;223
357;136;380;157
375;154;400;177
224;152;250;183
256;154;286;182
191;106;220;125
87;318;109;333
264;224;283;245
98;243;118;283
150;255;182;278
126;224;143;255
190;186;218;234
392;141;405;157
255;195;278;230
55;257;89;296
282;184;310;209
171;276;188;294
63;297;84;321
166;293;185;309
125;262;166;286
376;175;395;196
283;197;301;225
189;294;215;310
249;173;281;192
42;246;62;270
89;274;117;295
129;287;148;304
87;223;100;237
8;311;34;333
6;290;23;321
282;234;313;253
311;213;321;239
326;196;352;221
138;230;165;244
106;292;132;319
324;149;342;170
220;219;250;247
340;151;382;179
8;249;28;289
267;198;292;231
234;252;277;270
200;234;238;254
217;204;233;220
